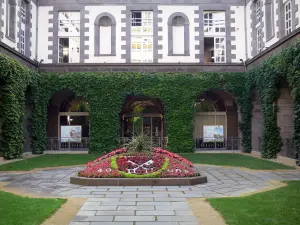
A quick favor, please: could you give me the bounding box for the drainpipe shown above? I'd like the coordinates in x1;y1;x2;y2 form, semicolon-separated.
244;0;249;62
35;0;39;60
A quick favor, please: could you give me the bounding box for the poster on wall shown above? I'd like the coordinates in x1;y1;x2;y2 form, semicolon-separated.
203;125;224;142
61;126;82;142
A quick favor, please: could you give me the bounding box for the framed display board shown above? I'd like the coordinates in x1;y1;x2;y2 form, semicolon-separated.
203;125;224;142
61;126;82;142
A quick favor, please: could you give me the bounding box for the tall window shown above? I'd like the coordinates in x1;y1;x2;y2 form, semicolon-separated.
20;0;26;54
203;11;225;33
257;27;262;53
131;11;153;63
58;12;80;63
265;0;275;41
256;0;262;24
255;0;263;53
203;11;226;63
285;0;292;35
6;0;17;41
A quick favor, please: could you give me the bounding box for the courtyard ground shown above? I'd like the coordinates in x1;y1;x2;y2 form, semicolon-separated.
0;153;294;171
0;163;300;225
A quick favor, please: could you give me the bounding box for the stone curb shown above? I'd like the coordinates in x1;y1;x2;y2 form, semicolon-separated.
70;176;208;186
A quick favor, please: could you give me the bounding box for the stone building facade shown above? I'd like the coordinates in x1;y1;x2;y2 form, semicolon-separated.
1;0;298;65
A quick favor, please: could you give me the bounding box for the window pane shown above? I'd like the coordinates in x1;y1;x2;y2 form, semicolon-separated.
203;11;225;33
59;12;80;34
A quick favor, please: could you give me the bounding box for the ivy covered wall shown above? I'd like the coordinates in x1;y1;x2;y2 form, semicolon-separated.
0;54;39;159
245;41;300;158
31;72;246;155
1;41;300;159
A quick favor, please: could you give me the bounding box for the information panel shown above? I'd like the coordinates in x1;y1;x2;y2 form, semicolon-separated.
61;126;82;142
203;125;224;142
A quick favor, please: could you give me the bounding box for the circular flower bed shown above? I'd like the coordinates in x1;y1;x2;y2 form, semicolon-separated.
78;148;200;178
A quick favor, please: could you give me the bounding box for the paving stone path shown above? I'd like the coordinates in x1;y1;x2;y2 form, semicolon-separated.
1;165;300;225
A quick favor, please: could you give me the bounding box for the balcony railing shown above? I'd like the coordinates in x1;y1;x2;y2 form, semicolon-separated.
47;137;168;151
195;137;240;151
47;137;89;151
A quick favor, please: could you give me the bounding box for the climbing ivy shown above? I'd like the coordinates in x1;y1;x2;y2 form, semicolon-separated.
245;41;300;158
3;42;300;159
0;54;39;159
30;72;246;155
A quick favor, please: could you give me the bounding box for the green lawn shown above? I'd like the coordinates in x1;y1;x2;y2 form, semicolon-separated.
180;153;295;170
0;153;294;171
208;181;300;225
0;191;66;225
0;154;103;171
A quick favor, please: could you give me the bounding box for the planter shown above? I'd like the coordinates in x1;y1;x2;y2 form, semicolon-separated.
70;175;207;186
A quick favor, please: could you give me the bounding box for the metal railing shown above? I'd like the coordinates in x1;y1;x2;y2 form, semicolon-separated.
195;137;240;151
120;137;168;148
47;137;89;151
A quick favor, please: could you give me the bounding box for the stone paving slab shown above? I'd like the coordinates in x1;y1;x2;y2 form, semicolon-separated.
1;165;300;225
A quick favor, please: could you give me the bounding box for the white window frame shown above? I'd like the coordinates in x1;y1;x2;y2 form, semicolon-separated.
58;12;80;36
203;11;226;34
284;0;292;35
130;11;153;63
20;1;26;55
256;0;262;26
257;27;262;53
7;4;11;36
20;29;25;55
58;37;80;63
214;37;226;63
21;1;26;23
131;36;153;63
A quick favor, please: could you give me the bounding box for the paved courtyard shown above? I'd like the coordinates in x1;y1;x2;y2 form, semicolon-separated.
1;165;300;225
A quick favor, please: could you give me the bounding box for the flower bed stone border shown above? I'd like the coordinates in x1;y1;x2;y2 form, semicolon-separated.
70;175;207;186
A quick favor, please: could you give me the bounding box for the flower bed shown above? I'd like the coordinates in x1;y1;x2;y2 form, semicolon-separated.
78;148;199;178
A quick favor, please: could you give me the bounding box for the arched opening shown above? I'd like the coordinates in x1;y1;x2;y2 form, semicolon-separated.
120;96;166;147
194;89;239;150
251;89;263;153
277;78;295;158
23;87;33;154
47;89;89;151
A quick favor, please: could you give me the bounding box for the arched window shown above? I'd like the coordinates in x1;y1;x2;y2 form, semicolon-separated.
167;12;190;56
94;13;116;56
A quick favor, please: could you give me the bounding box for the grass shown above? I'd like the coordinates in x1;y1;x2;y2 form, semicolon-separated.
180;153;295;170
208;181;300;225
0;154;103;171
0;191;66;225
0;153;295;171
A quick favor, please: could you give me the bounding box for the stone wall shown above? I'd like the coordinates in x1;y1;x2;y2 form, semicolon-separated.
0;41;37;69
38;63;244;73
